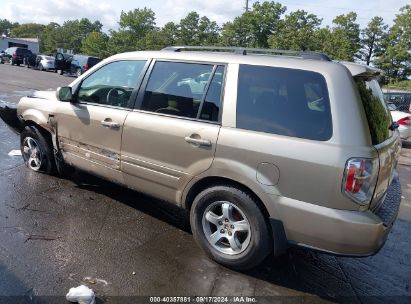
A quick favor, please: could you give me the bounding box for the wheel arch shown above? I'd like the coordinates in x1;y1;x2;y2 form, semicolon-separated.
183;176;271;221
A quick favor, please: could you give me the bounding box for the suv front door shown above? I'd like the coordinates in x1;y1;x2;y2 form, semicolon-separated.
56;60;148;183
121;61;225;203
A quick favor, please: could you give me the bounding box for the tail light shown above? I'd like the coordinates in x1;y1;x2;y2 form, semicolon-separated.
12;53;17;58
342;158;379;205
397;117;411;126
84;63;89;70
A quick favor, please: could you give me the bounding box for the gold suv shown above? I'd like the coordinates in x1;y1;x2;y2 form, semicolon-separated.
0;47;402;270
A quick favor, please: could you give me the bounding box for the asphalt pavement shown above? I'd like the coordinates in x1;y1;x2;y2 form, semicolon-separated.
0;63;410;303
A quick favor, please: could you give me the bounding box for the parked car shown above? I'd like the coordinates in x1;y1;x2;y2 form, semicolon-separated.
390;108;411;140
70;54;101;77
36;55;55;71
384;91;411;113
54;52;73;75
0;47;402;270
0;47;33;65
24;53;39;69
54;53;101;76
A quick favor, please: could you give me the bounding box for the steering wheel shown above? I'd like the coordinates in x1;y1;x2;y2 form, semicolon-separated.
106;87;128;107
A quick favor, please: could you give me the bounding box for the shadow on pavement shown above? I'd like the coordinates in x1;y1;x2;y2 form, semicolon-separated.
69;170;411;303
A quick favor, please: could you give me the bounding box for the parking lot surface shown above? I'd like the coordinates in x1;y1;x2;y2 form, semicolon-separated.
0;63;410;303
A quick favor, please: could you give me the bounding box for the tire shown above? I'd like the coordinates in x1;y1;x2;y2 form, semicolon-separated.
0;59;4;64
190;185;272;270
39;64;44;71
20;126;55;174
76;68;82;77
58;69;63;75
10;59;14;65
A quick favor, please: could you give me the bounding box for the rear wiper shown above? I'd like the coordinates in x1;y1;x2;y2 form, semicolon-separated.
389;122;399;131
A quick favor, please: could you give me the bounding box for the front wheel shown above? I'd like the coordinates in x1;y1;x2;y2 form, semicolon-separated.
190;185;272;270
20;126;55;173
39;64;44;71
76;68;82;77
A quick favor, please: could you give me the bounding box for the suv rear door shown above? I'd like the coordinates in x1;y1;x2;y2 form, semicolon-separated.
355;77;401;210
121;61;225;203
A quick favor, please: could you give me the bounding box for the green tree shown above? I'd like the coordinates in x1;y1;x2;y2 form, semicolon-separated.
108;7;157;53
39;22;61;54
359;16;388;65
10;23;45;38
81;31;109;58
119;8;156;40
268;10;322;51
221;1;286;47
375;5;411;81
161;22;179;46
0;19;19;36
177;12;220;45
319;12;360;60
39;19;102;54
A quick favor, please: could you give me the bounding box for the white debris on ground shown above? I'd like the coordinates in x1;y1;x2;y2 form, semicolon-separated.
8;150;21;156
66;285;95;304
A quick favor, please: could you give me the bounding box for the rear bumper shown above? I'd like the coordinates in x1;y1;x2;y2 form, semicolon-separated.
271;173;402;256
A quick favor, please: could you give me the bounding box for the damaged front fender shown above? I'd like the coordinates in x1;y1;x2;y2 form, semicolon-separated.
0;102;23;134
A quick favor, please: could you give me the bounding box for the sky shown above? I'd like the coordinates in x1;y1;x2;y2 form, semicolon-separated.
0;0;409;32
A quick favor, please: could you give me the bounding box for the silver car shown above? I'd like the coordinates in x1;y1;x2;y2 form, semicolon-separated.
37;55;55;71
0;47;402;270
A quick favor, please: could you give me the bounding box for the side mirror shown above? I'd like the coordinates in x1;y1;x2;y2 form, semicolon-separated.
56;86;73;102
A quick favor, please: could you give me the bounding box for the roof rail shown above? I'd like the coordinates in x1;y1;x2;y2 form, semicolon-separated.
161;46;331;61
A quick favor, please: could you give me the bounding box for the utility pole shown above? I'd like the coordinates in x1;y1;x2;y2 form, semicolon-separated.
245;0;250;12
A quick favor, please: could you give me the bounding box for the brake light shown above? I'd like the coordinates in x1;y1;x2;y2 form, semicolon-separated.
84;63;89;70
342;158;379;205
397;117;411;126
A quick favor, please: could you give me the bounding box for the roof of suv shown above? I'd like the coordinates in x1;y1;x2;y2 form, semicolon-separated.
108;47;378;78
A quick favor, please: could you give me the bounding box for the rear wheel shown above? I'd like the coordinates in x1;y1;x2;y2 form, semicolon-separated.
20;126;55;174
76;68;82;77
190;185;272;270
10;59;14;65
58;69;63;75
39;63;44;71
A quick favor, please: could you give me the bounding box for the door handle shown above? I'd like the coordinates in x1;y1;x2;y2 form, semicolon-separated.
101;119;120;129
185;136;212;147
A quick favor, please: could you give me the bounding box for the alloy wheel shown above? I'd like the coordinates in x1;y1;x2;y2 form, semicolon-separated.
202;201;251;255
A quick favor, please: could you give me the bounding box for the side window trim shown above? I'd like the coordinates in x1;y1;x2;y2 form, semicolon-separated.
73;59;151;109
196;65;217;119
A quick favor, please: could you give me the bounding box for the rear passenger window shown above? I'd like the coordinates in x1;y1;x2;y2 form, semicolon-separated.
141;61;224;121
236;65;332;141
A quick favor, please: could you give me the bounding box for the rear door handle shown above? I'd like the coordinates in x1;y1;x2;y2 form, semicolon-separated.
101;119;120;129
185;136;212;147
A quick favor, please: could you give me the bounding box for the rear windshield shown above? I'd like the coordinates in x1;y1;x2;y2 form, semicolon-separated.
236;65;332;141
16;48;32;55
87;57;101;66
356;79;392;145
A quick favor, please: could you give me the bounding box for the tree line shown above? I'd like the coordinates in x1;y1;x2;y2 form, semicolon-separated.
0;1;410;84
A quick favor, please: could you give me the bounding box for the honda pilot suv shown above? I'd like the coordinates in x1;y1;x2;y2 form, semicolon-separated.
0;47;402;270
